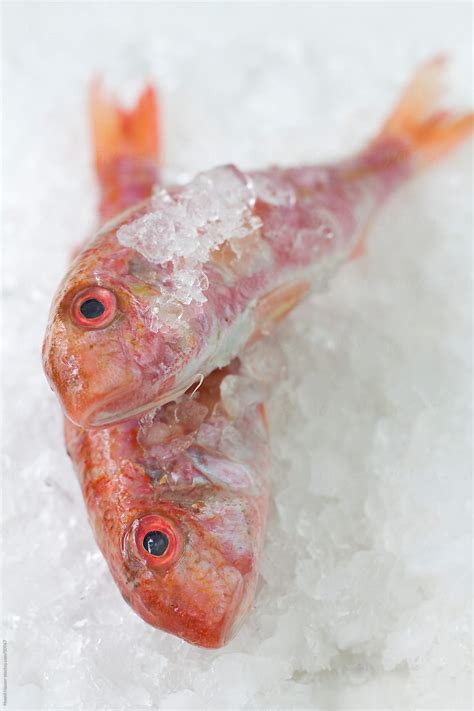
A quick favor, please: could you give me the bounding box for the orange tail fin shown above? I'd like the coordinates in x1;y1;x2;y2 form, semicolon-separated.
375;56;473;170
90;81;160;220
90;80;160;177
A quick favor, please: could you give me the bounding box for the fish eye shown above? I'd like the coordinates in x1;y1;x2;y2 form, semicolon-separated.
71;286;117;329
130;514;182;569
143;530;169;557
80;298;105;319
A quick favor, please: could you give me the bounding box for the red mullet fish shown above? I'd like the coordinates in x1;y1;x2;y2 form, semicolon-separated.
43;57;473;429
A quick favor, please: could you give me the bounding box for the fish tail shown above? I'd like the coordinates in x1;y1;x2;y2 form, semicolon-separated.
90;81;160;219
90;80;160;174
374;55;474;171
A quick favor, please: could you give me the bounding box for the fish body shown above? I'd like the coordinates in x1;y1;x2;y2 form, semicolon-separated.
65;364;271;647
43;58;474;429
53;155;392;430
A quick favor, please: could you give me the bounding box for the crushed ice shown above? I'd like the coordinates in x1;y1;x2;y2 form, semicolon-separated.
117;165;262;307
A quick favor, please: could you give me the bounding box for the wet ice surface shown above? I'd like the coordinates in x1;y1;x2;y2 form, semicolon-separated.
2;3;472;710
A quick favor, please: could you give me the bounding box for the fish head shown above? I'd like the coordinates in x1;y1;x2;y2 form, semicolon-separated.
42;219;204;428
63;367;268;647
119;492;262;648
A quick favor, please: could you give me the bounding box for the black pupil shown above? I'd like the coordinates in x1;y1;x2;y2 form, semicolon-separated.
143;530;169;557
80;298;105;319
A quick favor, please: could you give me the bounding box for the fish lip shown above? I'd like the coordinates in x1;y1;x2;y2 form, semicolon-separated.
85;373;204;427
88;402;150;427
88;393;167;427
68;383;139;428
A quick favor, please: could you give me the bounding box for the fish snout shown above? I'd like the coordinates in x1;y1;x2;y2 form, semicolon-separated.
42;322;142;427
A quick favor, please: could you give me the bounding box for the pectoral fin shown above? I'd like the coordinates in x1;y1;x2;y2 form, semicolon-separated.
249;280;311;344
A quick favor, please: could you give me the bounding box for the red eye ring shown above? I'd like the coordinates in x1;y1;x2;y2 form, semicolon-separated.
129;514;183;570
71;286;117;329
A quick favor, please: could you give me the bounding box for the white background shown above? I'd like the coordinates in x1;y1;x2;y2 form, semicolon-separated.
2;2;472;709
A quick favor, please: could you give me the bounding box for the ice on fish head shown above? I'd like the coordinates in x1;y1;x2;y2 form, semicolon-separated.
42;165;261;427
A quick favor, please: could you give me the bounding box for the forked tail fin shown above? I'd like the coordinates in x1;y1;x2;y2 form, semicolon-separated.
89;81;160;220
374;56;473;171
90;80;160;174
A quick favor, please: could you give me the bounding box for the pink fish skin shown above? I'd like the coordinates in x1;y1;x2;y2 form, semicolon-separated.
65;365;271;648
43;57;473;431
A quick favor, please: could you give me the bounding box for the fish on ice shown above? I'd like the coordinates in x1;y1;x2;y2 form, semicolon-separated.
42;57;474;429
53;83;273;647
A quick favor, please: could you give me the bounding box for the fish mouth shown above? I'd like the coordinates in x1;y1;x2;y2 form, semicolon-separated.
129;568;245;649
88;373;204;427
76;383;142;428
178;572;246;649
91;399;159;427
214;573;246;648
